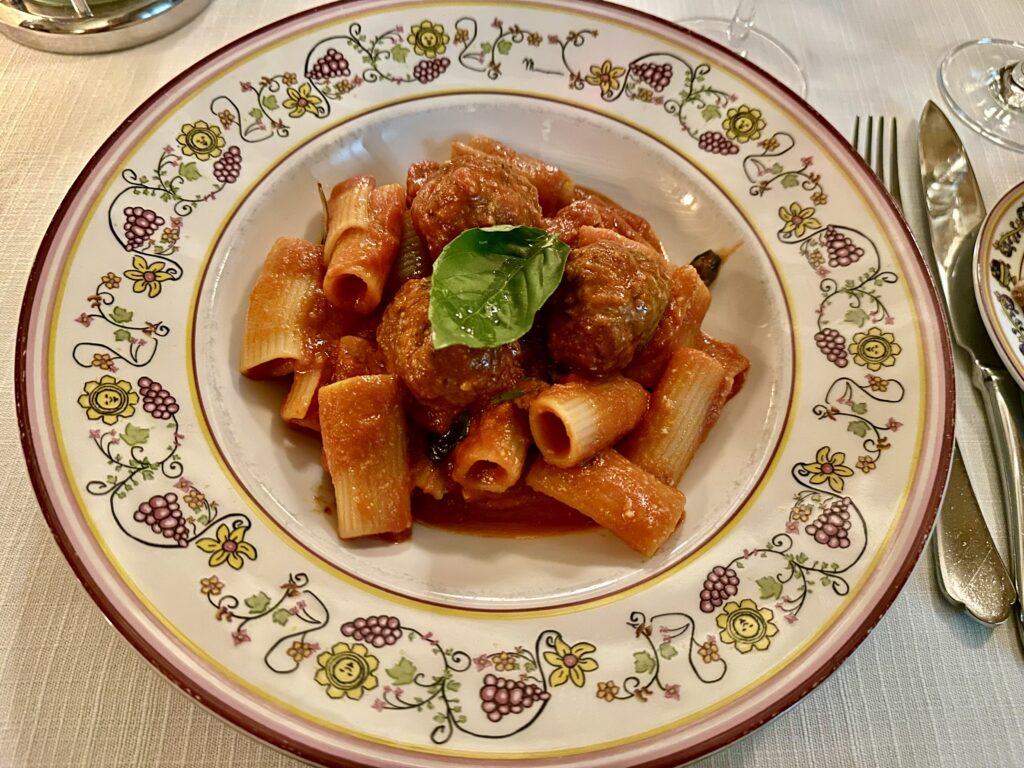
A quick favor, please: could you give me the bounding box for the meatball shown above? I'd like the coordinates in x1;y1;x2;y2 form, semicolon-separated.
410;153;543;260
545;188;663;252
377;278;525;408
546;239;671;374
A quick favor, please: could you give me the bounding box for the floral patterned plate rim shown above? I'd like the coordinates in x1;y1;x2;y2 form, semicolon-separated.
16;1;953;766
975;178;1024;391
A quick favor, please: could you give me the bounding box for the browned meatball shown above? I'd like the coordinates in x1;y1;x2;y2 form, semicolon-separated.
377;278;525;408
410;154;543;260
546;240;671;374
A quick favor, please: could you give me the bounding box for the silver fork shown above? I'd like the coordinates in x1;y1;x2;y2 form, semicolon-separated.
852;115;1014;624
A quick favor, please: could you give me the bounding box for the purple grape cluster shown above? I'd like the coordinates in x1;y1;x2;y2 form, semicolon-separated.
699;566;740;613
413;57;450;83
823;226;864;267
138;377;179;419
134;493;189;546
805;497;852;548
213;146;242;184
341;615;402;647
479;674;550;722
307;48;351;79
697;131;740;155
630;61;673;91
814;328;849;367
122;207;164;250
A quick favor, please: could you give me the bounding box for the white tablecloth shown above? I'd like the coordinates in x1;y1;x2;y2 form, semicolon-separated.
2;1;1022;765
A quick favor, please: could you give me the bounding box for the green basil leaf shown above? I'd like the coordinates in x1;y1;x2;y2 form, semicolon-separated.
429;225;569;350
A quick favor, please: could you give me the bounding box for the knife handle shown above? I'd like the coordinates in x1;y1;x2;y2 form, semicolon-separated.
973;365;1024;642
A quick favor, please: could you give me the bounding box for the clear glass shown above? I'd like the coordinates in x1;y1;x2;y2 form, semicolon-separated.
682;0;808;99
939;38;1024;153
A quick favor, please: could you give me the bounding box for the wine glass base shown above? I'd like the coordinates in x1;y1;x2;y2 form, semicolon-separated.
683;17;808;99
939;38;1024;153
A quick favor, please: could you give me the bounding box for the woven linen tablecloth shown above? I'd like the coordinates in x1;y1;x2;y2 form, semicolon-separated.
2;1;1023;765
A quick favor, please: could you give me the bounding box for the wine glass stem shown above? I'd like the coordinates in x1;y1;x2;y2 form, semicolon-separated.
727;0;757;55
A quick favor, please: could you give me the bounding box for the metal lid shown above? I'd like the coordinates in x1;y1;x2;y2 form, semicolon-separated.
0;0;211;54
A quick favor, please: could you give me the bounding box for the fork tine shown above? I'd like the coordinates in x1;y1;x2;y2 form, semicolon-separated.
874;116;885;179
852;115;861;154
865;117;874;171
888;116;903;209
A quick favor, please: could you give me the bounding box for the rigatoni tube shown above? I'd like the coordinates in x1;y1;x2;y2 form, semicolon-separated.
318;375;412;538
239;237;325;379
526;450;685;557
620;347;727;486
528;376;648;467
451;403;531;493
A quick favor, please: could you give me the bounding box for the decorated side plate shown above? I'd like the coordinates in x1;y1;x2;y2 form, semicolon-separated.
975;179;1024;391
17;2;952;765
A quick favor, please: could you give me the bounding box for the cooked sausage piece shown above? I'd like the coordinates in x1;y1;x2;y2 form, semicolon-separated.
410;154;543;260
377;278;525;408
546;238;671;374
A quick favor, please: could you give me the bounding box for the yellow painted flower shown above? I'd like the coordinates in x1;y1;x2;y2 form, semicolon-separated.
543;635;598;687
856;455;877;473
492;651;518;671
124;255;173;298
716;599;779;653
314;642;379;700
804;446;855;492
282;82;322;118
77;375;138;425
195;524;257;570
849;327;902;371
407;20;449;59
722;105;766;143
199;576;224;595
175;119;225;161
778;202;822;238
595;680;619;701
697;639;721;663
585;60;626;96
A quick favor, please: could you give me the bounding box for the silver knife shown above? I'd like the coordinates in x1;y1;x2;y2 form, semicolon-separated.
919;101;1020;631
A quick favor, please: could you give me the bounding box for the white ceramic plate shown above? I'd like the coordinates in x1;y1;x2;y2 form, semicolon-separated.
17;2;952;765
975;179;1024;390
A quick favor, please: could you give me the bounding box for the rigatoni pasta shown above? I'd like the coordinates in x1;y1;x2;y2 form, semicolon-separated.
451;403;531;493
241;137;748;556
318;375;412;538
528;376;647;467
525;450;686;557
620;346;731;486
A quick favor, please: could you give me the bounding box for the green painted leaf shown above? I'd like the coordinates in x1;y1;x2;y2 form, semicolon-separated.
633;650;656;674
110;306;133;323
390;44;410;63
113;328;131;342
844;307;870;327
271;608;291;626
658;642;678;660
429;226;569;350
122;424;149;446
480;42;493;53
261;94;279;111
446;678;461;692
700;104;721;121
756;575;783;600
179;162;202;182
851;401;868;415
248;107;263;119
847;419;870;438
769;162;784;174
496;39;513;55
386;656;418;685
244;591;271;614
781;173;800;188
433;713;446;724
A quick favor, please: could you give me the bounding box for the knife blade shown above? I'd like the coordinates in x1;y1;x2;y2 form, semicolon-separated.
919;101;1020;631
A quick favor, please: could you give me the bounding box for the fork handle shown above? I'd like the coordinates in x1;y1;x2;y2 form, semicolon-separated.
974;364;1024;646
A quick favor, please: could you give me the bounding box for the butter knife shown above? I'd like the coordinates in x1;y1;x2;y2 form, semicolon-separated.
919;101;1019;630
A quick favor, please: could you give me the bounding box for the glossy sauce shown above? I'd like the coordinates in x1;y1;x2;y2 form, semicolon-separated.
412;489;596;538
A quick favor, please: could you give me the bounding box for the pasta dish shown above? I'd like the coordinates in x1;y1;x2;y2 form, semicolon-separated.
240;136;748;557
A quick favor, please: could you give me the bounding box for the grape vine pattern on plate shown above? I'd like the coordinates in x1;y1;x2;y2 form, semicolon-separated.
63;9;915;747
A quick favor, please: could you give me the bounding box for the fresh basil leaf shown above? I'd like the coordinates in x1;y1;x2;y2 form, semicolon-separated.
490;388;524;405
429;225;569;350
